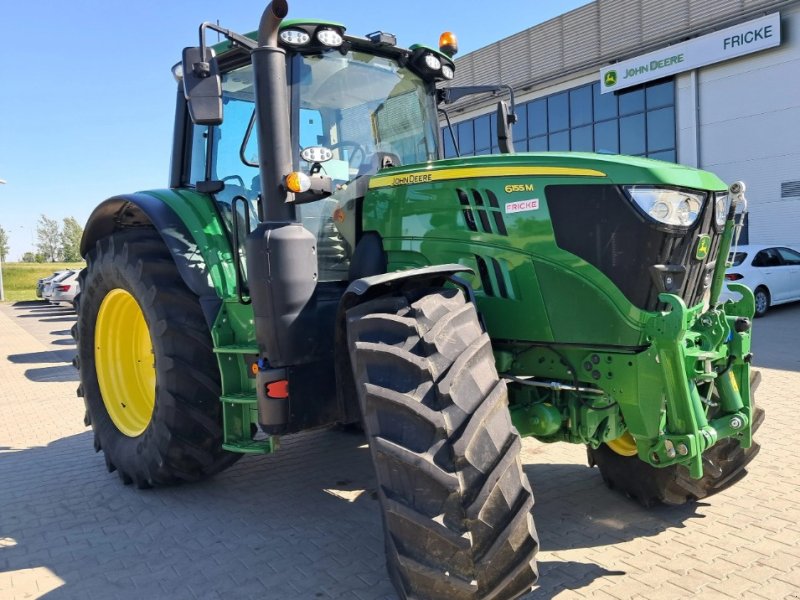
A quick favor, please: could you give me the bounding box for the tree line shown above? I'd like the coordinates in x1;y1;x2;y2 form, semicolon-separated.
0;215;84;263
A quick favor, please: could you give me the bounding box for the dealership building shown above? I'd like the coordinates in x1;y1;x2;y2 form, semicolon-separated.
444;0;800;247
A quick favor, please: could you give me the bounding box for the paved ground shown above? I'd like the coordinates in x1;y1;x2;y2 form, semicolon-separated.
1;299;799;600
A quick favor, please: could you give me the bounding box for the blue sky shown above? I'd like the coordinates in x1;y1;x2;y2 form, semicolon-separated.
0;0;590;260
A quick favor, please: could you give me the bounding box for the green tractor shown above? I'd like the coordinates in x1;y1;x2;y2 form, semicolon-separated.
73;1;762;598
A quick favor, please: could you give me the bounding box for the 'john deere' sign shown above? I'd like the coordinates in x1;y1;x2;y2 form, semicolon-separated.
600;12;781;93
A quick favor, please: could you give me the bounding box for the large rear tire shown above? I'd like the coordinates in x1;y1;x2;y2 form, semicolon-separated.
74;229;239;488
587;371;764;507
347;287;539;600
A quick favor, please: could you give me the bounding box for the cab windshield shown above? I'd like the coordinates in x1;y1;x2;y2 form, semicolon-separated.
292;49;439;280
295;50;439;175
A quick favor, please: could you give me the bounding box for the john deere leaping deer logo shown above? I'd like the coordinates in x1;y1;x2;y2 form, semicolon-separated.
604;70;617;87
695;235;711;260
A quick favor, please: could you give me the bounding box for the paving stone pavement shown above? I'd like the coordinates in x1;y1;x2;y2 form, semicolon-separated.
1;300;799;600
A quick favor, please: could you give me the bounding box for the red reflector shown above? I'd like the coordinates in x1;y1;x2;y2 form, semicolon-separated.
725;274;743;281
56;284;71;292
266;380;289;399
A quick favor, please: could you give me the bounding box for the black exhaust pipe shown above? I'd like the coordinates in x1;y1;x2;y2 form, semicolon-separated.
252;0;292;221
246;1;319;433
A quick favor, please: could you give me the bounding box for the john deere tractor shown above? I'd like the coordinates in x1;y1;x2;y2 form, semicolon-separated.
73;2;762;598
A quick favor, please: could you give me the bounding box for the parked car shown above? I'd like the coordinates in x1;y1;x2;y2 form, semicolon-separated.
50;271;81;307
36;272;63;299
42;270;75;303
721;244;800;317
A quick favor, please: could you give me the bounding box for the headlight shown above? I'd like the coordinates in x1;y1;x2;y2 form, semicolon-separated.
714;193;730;228
316;28;343;47
625;186;705;227
423;53;442;71
441;64;454;80
280;29;311;45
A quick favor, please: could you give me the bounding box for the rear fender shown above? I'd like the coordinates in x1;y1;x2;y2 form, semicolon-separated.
81;191;236;328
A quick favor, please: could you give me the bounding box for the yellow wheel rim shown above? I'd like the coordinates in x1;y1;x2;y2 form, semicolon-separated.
95;289;155;437
607;431;638;457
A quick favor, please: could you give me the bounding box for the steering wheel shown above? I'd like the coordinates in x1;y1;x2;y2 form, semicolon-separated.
221;175;246;189
328;141;367;171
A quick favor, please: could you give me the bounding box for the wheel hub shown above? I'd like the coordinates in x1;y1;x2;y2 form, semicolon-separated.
95;288;155;437
607;431;638;456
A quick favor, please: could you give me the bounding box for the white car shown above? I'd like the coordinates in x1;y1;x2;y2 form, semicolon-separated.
42;270;74;303
721;244;800;317
50;271;81;307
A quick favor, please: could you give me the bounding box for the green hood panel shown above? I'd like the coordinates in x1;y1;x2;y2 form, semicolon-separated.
369;153;728;192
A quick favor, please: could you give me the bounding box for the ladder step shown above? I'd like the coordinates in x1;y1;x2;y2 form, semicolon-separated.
220;392;258;405
214;344;259;355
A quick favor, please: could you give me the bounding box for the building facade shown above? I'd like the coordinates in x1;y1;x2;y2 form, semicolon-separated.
444;0;800;247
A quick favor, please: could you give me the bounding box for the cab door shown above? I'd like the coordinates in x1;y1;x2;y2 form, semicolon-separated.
775;247;800;302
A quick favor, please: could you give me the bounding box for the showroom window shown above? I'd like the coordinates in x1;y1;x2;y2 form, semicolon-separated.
443;78;676;163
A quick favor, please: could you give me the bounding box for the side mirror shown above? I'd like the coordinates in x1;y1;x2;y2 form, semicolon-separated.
181;46;223;126
496;101;514;154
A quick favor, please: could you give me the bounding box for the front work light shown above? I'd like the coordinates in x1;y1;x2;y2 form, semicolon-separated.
280;29;311;45
714;193;730;228
317;28;343;47
625;186;705;227
424;53;442;71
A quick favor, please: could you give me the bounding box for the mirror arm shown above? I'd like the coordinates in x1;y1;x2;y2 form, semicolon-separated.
199;22;258;60
438;84;517;126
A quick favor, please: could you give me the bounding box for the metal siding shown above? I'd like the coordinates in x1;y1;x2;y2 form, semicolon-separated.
688;0;745;28
527;19;564;80
641;0;690;43
452;0;796;93
562;4;601;66
499;31;532;86
472;44;502;86
598;0;643;56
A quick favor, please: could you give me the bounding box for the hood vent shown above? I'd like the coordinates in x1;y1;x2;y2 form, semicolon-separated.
456;188;508;236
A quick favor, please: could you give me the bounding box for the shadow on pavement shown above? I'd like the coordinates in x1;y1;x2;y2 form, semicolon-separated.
524;462;701;555
8;351;75;365
0;429;394;600
0;425;697;599
531;560;626;599
24;366;79;383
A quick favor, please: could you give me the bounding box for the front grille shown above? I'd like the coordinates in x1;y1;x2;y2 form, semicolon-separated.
546;184;719;312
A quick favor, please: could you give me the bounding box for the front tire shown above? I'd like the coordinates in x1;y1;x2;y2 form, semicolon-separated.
74;229;239;487
753;286;770;318
588;372;764;507
347;287;539;600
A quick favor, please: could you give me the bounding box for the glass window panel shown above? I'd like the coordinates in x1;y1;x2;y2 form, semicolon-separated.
474;114;491;152
527;99;547;137
548;92;569;131
593;81;618;121
620;113;646;155
646;79;674;109
549;131;569;151
619;86;645;115
513;103;527;141
594;120;618;154
530;136;548;151
570;85;593;127
513;138;528;152
442;127;457;158
570;125;593;151
647;149;676;163
647;107;675;152
457;120;474;155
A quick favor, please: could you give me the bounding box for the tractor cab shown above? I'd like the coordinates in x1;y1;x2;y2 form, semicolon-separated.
178;20;455;282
